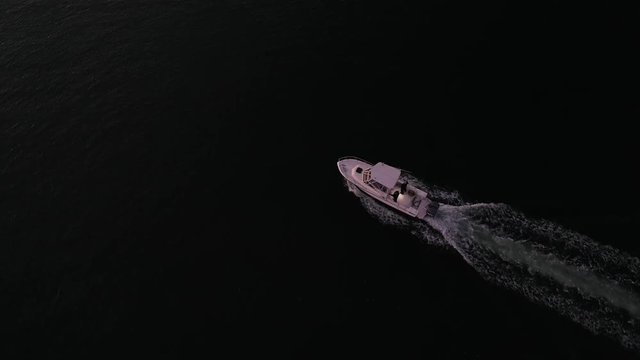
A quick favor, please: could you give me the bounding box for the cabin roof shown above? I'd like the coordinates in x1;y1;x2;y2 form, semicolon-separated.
370;162;401;189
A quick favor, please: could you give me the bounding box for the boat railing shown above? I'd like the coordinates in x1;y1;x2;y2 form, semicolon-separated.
337;156;413;175
338;156;372;165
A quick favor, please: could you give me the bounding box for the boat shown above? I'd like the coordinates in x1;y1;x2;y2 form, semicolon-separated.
337;157;440;219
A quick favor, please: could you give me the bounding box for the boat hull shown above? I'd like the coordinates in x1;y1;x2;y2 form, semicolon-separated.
337;157;439;219
346;179;418;218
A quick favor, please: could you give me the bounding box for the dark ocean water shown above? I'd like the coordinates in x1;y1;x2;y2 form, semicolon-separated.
1;0;639;358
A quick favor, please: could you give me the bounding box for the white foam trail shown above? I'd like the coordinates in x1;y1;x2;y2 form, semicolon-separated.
352;177;640;352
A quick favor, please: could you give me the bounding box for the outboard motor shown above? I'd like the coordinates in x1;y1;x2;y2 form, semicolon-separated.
400;182;407;194
392;191;400;202
425;201;440;217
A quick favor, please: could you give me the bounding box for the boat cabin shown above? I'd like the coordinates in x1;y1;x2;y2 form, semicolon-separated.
356;162;401;194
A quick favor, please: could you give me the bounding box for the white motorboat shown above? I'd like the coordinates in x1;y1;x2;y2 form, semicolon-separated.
337;157;440;219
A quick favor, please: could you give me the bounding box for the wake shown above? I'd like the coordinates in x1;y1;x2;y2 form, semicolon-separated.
351;175;640;352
